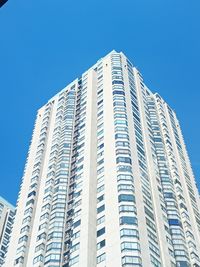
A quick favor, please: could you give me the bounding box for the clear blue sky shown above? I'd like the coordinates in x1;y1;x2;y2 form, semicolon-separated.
0;0;200;205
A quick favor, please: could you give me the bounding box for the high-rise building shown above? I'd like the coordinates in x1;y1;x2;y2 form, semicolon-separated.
5;51;200;267
0;196;15;266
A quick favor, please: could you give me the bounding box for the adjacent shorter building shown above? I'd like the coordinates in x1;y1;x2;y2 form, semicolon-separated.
0;196;15;266
5;51;200;267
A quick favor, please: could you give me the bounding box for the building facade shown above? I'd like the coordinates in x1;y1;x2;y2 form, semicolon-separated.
5;51;200;267
0;196;15;266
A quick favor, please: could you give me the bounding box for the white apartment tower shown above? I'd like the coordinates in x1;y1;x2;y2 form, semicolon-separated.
5;51;200;267
0;196;15;266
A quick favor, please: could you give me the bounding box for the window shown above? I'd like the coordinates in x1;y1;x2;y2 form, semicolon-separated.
149;241;160;256
97;205;105;214
44;254;60;264
97;227;105;237
114;119;127;126
97;239;105;250
118;184;134;192
24;207;33;215
119;205;136;213
97;185;104;193
113;90;125;95
122;256;142;265
97;159;104;166
28;190;36;198
97;216;105;225
116;157;132;164
97;167;104;175
97;253;106;264
117;174;133;182
14;256;24;265
116;148;131;155
16;245;26;255
46;242;62;251
116;141;129;147
33;254;43;264
115;134;129;140
41;203;51;211
69;255;79;266
37;232;47;241
26;199;35;206
18;235;28;244
20;225;30;233
70;231;80;241
150;255;161;267
112;80;124;85
97;195;104;203
40;212;49;220
120;228;139;238
22;216;31;224
168;219;182;227
117;165;132;173
121;242;140;252
118;194;135;203
73;220;81;228
71;242;80;253
120;216;137;225
48;231;62;240
35;243;45;252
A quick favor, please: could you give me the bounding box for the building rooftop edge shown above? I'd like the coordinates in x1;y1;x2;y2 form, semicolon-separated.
0;195;15;210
